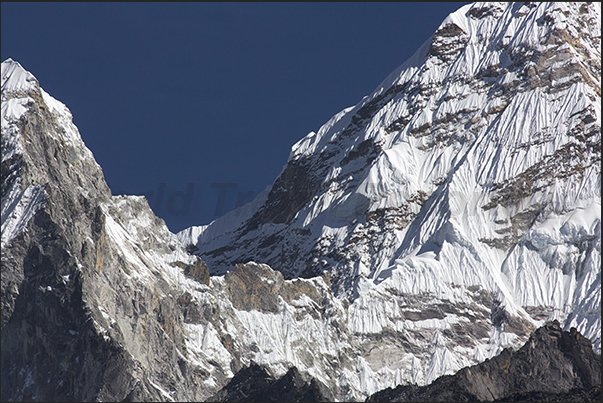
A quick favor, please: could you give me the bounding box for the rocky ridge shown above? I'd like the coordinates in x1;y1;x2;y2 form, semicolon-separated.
1;58;211;401
2;59;353;401
208;363;331;402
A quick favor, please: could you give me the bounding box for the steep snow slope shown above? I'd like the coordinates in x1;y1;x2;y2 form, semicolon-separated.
178;0;601;392
1;59;47;249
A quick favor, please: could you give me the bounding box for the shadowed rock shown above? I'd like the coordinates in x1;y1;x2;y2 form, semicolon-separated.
208;363;331;402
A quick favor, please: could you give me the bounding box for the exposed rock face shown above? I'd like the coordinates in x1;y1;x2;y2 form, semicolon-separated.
366;321;601;402
492;387;601;402
208;363;331;402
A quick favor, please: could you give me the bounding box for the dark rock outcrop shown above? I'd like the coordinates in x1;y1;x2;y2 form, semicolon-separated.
208;363;331;402
367;321;601;402
492;386;601;402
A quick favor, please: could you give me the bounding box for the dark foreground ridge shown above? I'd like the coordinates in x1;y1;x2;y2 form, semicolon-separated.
366;320;601;402
208;362;331;402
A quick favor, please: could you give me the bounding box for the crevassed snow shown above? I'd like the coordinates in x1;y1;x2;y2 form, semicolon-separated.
175;2;600;395
288;105;356;162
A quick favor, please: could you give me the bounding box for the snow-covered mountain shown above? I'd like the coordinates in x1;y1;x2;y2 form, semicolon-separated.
1;2;600;402
177;0;601;393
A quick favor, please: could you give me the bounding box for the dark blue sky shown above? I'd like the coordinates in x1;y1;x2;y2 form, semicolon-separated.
2;2;467;232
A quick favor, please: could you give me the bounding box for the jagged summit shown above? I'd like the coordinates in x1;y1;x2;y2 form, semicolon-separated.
1;56;210;401
1;2;601;402
2;58;37;95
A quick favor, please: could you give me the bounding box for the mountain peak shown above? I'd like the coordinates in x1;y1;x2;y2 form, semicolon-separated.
2;2;600;401
1;58;38;96
177;1;600;391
